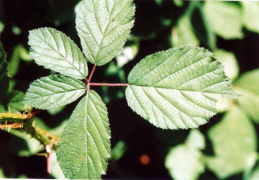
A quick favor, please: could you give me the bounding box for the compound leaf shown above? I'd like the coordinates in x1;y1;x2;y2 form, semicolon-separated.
25;75;86;109
57;90;111;179
76;0;135;66
126;46;236;129
29;27;88;79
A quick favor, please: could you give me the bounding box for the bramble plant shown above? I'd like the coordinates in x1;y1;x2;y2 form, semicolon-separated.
25;0;236;179
1;0;237;179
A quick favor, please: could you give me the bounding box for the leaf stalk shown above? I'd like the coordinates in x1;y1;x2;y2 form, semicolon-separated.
88;64;96;83
89;82;129;87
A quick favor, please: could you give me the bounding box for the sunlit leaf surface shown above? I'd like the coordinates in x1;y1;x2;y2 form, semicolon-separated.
126;46;236;129
76;0;135;66
25;75;86;109
29;28;88;79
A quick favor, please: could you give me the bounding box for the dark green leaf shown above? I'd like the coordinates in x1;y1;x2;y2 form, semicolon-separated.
57;90;111;179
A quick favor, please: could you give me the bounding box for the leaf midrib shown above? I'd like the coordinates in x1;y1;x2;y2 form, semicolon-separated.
129;82;228;95
130;48;194;84
94;0;130;62
27;88;85;100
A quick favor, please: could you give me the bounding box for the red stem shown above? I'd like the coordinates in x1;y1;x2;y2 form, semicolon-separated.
89;82;129;87
88;64;96;83
27;109;43;119
85;64;129;90
84;77;88;84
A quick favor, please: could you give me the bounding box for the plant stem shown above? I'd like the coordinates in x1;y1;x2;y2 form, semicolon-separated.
27;109;43;119
0;112;27;122
89;82;129;87
23;119;59;150
0;123;23;129
88;64;96;83
86;64;97;91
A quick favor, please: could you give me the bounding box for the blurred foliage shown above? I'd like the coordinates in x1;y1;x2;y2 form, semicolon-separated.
0;0;259;179
165;130;205;180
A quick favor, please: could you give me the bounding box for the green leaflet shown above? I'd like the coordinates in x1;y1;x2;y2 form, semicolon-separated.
203;1;243;40
29;28;88;79
206;107;257;179
57;90;111;179
242;2;259;33
233;69;259;123
126;46;236;129
214;49;239;80
24;75;86;109
172;14;199;47
7;44;33;77
50;151;65;179
165;130;205;180
76;0;135;66
8;91;28;113
234;69;259;95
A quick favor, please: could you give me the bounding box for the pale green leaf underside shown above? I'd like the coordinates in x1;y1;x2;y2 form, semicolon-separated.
165;130;205;180
234;69;259;95
203;1;243;39
234;70;259;123
166;145;204;180
207;107;257;179
76;0;135;66
24;75;86;109
172;14;199;47
186;129;205;150
29;27;88;79
57;90;111;179
242;2;259;33
126;46;236;129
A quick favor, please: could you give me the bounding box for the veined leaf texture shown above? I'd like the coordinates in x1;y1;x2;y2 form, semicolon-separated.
25;75;86;109
57;90;111;179
29;28;88;79
126;46;236;129
76;0;135;66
